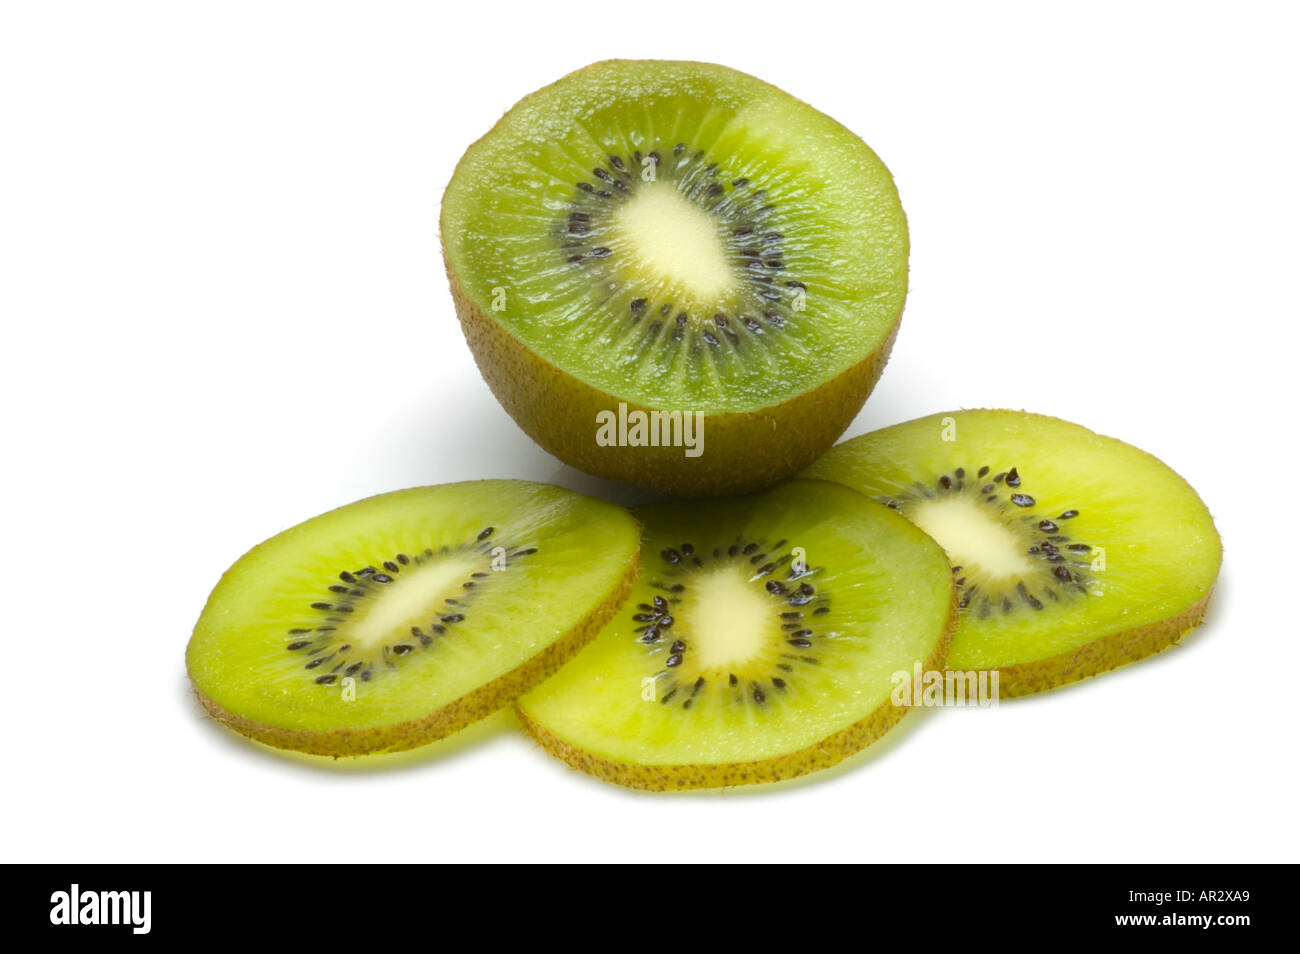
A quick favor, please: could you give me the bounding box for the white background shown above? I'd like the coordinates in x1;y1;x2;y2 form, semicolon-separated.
3;1;1296;863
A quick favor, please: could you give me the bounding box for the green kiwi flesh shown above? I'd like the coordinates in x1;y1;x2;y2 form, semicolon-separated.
187;480;640;756
516;480;956;790
803;410;1222;695
441;60;908;495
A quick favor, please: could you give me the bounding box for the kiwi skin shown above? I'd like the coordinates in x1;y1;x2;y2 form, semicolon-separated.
992;588;1216;697
441;59;907;498
446;273;899;498
515;585;958;791
191;549;639;758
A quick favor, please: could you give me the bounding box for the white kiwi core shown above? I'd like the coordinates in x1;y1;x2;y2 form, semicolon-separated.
910;496;1036;581
611;180;735;304
681;568;775;670
347;554;485;650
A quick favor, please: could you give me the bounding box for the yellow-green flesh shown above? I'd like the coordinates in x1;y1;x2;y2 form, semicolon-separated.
803;410;1222;672
440;59;907;413
518;481;952;769
187;481;639;738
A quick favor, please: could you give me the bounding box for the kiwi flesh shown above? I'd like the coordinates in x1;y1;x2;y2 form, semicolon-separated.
440;60;908;497
516;481;956;790
187;480;640;756
803;410;1222;696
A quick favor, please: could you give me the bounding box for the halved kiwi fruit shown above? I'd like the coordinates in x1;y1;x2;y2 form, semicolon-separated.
516;481;955;790
441;60;908;497
187;481;640;756
803;410;1222;696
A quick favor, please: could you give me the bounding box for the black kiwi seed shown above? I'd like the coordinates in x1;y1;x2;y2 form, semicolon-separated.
287;641;310;651
766;581;786;595
1039;520;1058;533
441;613;465;623
1005;468;1022;488
1054;566;1073;582
978;466;990;478
665;654;683;667
788;637;812;648
653;596;668;612
608;154;624;171
338;571;356;583
1011;494;1036;507
661;547;682;564
729;674;739;686
955;468;965;478
670;640;686;654
939;475;952;489
1059;510;1079;519
658;615;674;628
392;644;412;656
1018;582;1044;610
772;678;786;689
630;298;647;316
753;687;766;703
1067;543;1092;552
315;675;336;685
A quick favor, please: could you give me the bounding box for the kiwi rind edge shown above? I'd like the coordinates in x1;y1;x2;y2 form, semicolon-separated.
990;587;1216;697
514;583;958;792
192;550;639;758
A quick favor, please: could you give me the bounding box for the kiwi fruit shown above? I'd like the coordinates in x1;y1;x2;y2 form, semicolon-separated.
803;410;1222;696
187;480;640;756
440;60;908;497
515;480;956;790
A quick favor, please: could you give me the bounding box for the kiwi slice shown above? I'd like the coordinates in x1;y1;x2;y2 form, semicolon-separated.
804;410;1222;696
187;481;639;756
441;60;907;497
516;481;955;790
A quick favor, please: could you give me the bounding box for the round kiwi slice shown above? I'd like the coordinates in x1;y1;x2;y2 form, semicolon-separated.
803;410;1222;696
516;481;955;790
187;481;640;756
441;60;908;497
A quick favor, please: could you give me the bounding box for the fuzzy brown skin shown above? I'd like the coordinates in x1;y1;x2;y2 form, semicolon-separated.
516;586;957;791
193;553;638;757
989;589;1216;697
446;267;900;497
